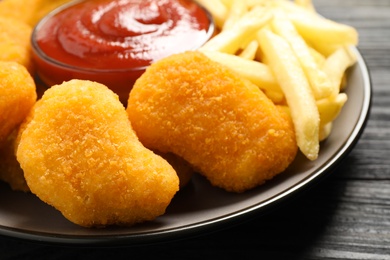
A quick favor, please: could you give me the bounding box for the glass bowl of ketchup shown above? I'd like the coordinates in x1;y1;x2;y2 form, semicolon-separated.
31;0;214;103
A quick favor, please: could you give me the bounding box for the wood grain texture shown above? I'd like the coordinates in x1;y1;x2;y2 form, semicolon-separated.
1;0;390;259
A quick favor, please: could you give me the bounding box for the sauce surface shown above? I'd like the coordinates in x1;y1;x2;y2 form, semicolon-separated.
34;0;212;70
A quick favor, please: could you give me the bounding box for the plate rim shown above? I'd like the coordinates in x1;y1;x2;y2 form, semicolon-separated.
0;47;372;246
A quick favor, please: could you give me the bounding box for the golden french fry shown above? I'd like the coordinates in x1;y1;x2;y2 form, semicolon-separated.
199;0;359;154
319;122;333;141
288;11;358;46
257;29;320;161
222;0;248;31
219;0;234;8
309;46;326;67
340;73;348;91
238;40;259;60
271;16;333;99
311;42;344;57
244;0;269;8
200;6;272;54
200;50;283;97
322;46;357;96
264;89;285;104
316;93;348;127
194;0;228;29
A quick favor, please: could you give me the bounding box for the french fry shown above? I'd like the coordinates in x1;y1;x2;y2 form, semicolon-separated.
267;0;313;14
271;15;333;99
322;46;357;96
222;0;248;31
238;40;259;60
316;93;348;127
311;42;344;57
199;6;272;54
309;46;326;67
219;0;234;8
244;0;269;8
257;29;320;160
319;122;333;141
200;50;283;99
340;74;348;91
288;12;358;47
264;89;285;104
198;0;359;160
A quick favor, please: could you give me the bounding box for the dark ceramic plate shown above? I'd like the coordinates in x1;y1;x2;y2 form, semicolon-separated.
0;48;371;246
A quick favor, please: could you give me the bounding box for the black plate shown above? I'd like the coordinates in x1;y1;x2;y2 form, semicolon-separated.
0;48;371;246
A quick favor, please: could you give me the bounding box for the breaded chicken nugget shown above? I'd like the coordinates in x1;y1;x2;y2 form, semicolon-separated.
17;80;179;227
127;51;298;193
0;0;37;26
0;61;36;145
0;17;33;72
0;98;38;192
0;0;72;27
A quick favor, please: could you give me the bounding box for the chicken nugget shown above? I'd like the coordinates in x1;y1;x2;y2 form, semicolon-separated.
0;17;33;72
127;51;298;193
0;99;37;192
0;0;72;27
0;0;37;26
16;79;179;227
0;61;36;145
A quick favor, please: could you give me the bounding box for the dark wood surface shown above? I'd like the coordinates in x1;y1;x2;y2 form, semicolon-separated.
1;0;390;259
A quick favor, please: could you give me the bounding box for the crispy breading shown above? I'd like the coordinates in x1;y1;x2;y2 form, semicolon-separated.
0;17;33;72
0;0;73;27
127;51;298;193
0;61;36;145
16;80;179;227
0;61;36;191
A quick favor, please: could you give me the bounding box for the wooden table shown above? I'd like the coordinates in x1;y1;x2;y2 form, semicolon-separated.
1;0;390;259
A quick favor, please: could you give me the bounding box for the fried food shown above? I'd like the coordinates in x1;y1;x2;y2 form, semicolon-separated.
0;61;36;146
0;0;38;26
0;17;33;72
0;0;73;27
127;51;298;193
197;0;358;160
0;61;35;192
16;80;179;227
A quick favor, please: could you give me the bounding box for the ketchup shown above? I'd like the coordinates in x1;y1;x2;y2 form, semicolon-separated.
32;0;213;103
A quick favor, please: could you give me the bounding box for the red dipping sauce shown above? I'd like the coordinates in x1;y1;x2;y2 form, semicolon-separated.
31;0;214;103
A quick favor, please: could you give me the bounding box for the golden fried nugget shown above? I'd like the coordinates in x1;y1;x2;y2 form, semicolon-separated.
0;17;33;72
17;80;179;227
0;0;37;26
0;61;36;145
0;0;73;27
0;101;37;192
0;61;35;192
127;51;298;193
